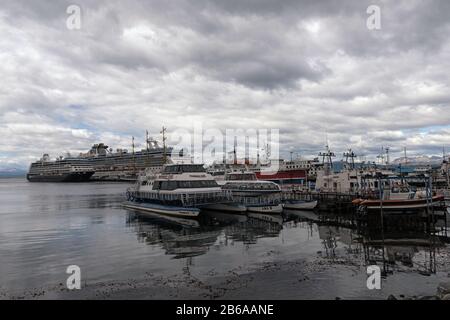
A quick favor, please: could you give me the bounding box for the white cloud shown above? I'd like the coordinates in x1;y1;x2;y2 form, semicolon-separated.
1;0;450;169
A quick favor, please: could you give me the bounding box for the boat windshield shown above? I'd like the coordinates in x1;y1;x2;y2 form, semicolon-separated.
226;173;257;181
223;182;279;191
391;185;410;193
153;180;218;190
163;164;206;173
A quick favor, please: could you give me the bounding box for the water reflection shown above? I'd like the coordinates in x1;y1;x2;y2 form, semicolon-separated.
125;207;450;279
125;210;286;258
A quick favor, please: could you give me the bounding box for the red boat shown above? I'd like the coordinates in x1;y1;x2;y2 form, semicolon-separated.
255;169;307;188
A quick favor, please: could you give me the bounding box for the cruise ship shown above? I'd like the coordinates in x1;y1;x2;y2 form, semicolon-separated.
26;134;173;182
26;154;95;182
78;138;173;181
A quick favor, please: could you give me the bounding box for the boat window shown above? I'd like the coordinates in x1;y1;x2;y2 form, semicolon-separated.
226;173;257;181
163;164;206;173
153;181;161;190
157;180;218;190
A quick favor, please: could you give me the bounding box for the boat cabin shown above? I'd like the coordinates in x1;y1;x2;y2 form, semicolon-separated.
162;164;206;174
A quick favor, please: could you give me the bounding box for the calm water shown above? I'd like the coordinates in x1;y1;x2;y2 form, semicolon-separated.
1;177;449;299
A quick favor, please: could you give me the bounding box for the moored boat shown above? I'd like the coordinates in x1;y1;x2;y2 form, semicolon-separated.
218;171;283;214
26;154;95;182
353;183;446;215
123;164;233;218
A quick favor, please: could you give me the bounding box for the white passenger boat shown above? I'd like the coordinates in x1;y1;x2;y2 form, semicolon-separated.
218;171;283;214
123;164;233;218
282;200;318;210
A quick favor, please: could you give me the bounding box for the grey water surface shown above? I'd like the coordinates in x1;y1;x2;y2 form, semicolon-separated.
1;177;449;299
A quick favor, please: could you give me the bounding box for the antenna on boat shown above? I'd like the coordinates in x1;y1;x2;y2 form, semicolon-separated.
319;145;335;167
161;126;167;164
343;149;356;169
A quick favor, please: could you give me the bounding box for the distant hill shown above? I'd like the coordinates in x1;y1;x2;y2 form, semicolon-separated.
0;168;27;178
391;155;443;165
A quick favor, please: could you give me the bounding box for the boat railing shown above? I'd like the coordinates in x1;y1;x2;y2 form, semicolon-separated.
234;193;281;205
126;188;233;207
181;190;233;206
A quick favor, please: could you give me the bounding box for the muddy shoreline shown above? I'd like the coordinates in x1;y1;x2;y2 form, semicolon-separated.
3;255;449;300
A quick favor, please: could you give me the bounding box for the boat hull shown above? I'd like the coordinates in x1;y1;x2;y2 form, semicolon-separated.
358;196;445;214
283;200;317;210
203;203;247;213
246;204;283;214
26;172;94;182
122;201;200;218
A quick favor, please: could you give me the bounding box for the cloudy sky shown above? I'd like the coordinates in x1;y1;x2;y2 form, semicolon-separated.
1;0;450;169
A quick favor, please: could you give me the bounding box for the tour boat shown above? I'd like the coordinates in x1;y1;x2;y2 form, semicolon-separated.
123;164;233;218
216;171;283;214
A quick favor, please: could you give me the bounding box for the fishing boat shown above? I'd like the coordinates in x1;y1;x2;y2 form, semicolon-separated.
353;183;446;215
123;164;233;218
282;200;318;210
215;171;283;214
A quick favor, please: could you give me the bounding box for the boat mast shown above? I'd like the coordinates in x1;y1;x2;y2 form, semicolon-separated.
343;149;356;169
233;138;237;165
146;130;150;167
161;126;167;164
319;144;335;171
385;147;390;165
132;136;136;174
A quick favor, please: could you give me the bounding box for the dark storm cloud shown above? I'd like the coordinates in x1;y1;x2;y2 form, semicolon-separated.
1;0;450;169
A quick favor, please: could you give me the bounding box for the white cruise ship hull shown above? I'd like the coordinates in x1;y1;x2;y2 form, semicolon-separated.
26;172;94;182
122;201;200;217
